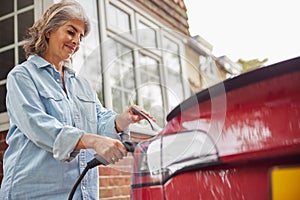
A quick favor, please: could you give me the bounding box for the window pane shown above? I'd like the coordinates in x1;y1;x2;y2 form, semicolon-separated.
110;42;134;90
0;49;14;80
166;68;184;108
77;47;102;93
112;87;135;114
17;0;33;9
139;55;159;78
108;3;131;33
0;1;13;16
0;17;14;48
138;54;164;127
0;84;7;113
109;40;135;111
138;21;157;48
139;84;164;127
18;9;34;42
163;39;181;72
112;88;123;114
163;37;184;108
19;45;26;63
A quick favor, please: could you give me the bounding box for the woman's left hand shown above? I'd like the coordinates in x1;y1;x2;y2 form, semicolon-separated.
115;105;155;132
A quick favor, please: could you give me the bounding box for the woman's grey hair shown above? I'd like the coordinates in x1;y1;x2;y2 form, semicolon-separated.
23;1;90;58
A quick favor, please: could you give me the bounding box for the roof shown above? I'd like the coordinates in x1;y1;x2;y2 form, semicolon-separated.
173;0;186;9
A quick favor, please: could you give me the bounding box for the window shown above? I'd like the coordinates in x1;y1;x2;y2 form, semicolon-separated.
103;1;188;127
0;0;34;114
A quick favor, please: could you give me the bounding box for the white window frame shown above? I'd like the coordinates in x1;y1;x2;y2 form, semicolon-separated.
104;0;136;43
0;0;44;131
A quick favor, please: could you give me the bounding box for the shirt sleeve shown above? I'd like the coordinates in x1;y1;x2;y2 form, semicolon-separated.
95;99;120;139
95;102;131;142
6;68;83;162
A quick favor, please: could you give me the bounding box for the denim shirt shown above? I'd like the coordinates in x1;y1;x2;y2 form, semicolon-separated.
0;55;121;199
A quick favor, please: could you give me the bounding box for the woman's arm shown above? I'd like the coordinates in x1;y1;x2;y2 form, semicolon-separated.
75;133;127;164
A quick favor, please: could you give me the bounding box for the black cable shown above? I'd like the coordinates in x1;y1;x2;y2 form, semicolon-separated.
68;141;138;199
68;158;102;200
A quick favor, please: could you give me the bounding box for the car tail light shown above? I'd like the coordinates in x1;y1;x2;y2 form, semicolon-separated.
131;130;220;188
131;138;164;187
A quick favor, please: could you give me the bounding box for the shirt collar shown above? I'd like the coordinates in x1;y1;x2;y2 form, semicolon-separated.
28;54;51;69
28;54;77;77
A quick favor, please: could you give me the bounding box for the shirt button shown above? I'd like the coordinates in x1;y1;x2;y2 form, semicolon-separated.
56;79;60;82
82;186;86;190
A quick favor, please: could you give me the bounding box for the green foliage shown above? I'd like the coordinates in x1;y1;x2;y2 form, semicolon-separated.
237;58;268;73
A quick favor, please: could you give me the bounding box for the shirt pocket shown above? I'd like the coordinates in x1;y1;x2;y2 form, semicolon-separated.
39;90;66;123
75;92;97;124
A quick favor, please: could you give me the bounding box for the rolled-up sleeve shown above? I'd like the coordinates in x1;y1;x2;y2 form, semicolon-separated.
6;68;83;162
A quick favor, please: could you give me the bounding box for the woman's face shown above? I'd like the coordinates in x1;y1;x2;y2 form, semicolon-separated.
45;19;85;63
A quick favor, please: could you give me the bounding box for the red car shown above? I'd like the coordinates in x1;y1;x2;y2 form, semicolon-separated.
130;57;300;200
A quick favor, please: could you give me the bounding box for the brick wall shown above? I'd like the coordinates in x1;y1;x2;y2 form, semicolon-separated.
99;156;134;200
0;131;8;186
0;131;133;199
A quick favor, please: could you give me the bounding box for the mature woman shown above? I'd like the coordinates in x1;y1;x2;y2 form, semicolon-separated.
0;1;150;199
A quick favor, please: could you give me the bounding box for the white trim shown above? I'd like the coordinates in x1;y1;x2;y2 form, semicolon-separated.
14;0;18;65
0;79;7;85
0;112;10;132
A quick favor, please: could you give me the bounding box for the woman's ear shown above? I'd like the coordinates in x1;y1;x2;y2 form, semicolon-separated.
45;31;50;39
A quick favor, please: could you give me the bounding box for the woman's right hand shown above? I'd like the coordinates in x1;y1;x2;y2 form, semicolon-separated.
76;133;127;164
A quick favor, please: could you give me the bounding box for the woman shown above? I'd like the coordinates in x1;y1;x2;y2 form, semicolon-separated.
0;1;152;199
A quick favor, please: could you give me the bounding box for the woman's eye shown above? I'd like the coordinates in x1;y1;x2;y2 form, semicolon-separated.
67;30;74;35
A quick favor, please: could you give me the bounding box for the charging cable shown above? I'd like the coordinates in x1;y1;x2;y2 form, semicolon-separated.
68;141;137;200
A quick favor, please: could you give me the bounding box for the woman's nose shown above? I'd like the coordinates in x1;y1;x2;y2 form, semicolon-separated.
72;36;81;46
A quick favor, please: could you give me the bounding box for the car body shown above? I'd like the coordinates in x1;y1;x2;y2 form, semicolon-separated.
130;57;300;199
